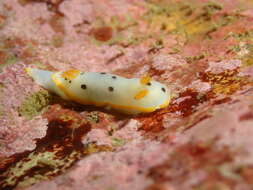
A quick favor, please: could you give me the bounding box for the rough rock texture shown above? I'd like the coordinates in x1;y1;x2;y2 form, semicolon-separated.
0;63;48;157
1;0;253;190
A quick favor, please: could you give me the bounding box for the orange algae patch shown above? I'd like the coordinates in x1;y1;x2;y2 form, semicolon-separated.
0;14;6;28
143;0;239;43
199;70;251;95
239;166;253;185
134;89;148;100
61;70;81;80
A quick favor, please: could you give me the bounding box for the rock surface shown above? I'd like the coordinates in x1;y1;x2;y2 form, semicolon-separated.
1;0;253;190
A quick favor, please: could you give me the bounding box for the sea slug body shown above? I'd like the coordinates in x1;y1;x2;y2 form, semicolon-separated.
25;68;171;114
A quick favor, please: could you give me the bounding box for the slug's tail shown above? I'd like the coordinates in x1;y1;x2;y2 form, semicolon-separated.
25;67;54;88
25;67;70;100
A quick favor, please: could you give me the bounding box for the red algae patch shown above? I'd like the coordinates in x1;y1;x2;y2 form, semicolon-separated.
91;26;113;42
48;14;65;34
0;14;6;28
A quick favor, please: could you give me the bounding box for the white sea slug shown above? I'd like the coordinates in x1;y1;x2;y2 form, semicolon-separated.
25;68;171;114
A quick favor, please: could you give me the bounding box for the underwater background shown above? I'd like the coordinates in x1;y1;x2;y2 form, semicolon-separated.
1;0;253;189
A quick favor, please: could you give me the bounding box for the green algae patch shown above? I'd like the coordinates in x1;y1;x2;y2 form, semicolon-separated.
227;31;253;67
0;103;3;117
86;112;100;123
111;137;126;147
242;45;253;67
18;90;52;120
0;52;19;72
30;61;49;70
5;53;18;65
2;151;57;188
51;35;64;48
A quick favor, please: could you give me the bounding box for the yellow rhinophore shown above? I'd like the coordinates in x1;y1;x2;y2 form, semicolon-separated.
25;67;32;76
61;69;81;80
140;74;151;85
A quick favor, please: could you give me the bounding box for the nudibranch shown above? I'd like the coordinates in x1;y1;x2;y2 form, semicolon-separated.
25;68;171;114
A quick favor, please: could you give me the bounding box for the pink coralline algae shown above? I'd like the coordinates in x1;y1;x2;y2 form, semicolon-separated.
0;63;48;157
0;63;41;109
0;111;47;157
183;99;253;164
206;59;242;74
240;8;253;18
190;80;211;93
1;0;253;190
82;119;141;146
239;66;253;78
